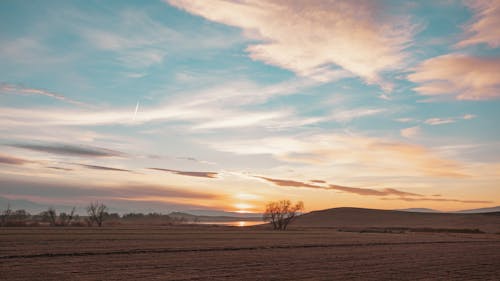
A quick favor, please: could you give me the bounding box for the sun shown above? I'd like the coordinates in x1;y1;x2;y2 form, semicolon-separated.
234;203;254;213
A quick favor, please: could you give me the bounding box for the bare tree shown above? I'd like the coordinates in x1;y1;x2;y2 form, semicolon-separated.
59;207;76;226
0;204;12;227
45;207;58;226
86;202;107;227
263;200;304;230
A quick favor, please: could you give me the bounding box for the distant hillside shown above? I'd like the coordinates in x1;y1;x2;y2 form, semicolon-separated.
454;206;500;214
292;207;500;233
396;208;440;213
0;197;77;214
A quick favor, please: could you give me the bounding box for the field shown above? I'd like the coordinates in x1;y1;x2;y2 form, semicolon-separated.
1;226;499;280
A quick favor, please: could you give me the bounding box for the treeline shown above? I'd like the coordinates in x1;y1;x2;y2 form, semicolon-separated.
0;202;189;227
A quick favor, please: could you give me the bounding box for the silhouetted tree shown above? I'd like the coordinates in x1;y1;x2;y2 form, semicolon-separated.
11;209;30;221
86;202;107;227
0;204;12;227
43;207;58;226
59;207;76;226
263;200;304;230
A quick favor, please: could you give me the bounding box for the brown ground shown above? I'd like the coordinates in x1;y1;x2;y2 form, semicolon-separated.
1;226;499;280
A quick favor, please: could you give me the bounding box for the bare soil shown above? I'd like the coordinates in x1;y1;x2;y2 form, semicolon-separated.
1;226;499;280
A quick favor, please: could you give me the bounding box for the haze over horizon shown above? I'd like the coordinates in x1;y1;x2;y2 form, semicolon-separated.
1;0;499;214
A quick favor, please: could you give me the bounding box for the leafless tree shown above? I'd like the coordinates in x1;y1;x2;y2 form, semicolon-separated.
45;207;58;226
263;200;304;230
0;204;12;227
59;207;76;226
86;202;107;227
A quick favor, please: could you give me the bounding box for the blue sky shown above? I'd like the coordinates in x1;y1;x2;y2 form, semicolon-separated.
1;0;499;213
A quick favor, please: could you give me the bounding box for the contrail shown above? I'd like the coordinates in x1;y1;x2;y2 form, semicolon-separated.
133;101;140;121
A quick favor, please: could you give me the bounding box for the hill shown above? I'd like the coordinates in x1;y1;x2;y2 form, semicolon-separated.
455;206;500;213
291;207;500;233
396;208;440;213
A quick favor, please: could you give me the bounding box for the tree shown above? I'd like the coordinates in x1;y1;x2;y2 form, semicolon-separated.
59;207;76;226
45;207;57;226
86;201;107;227
0;204;12;227
263;200;304;230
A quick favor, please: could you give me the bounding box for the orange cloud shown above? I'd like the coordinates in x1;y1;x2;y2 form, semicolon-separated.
168;0;415;88
408;54;500;100
257;176;491;204
257;176;422;197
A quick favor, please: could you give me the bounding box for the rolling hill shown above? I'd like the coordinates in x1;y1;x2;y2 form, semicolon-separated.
291;207;500;233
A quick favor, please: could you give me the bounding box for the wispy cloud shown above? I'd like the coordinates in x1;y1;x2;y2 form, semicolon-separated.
168;0;416;88
400;126;420;138
0;79;327;130
258;176;490;203
177;157;216;165
209;133;467;178
257;176;422;197
0;178;219;202
80;10;174;68
10;143;125;158
71;163;133;173
331;108;386;123
408;54;500;100
425;118;456;125
149;168;218;178
457;0;500;48
0;154;33;165
0;83;87;107
425;114;476;125
46;166;73;171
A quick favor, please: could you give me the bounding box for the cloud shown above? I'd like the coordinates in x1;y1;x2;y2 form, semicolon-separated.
78;9;243;69
463;114;476;120
408;54;500;100
457;0;500;48
46;166;73;171
331;108;386;122
10;143;125;158
177;157;216;165
0;178;219;202
70;163;133;173
424;118;455;125
258;175;490;203
168;0;415;88
0;83;87;107
425;114;477;125
210;133;467;178
257;176;422;197
149;168;218;178
256;176;318;188
0;81;301;130
0;154;33;165
395;118;417;123
400;126;420;138
310;180;326;184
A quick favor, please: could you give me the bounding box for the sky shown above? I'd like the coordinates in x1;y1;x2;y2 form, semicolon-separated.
0;0;499;214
